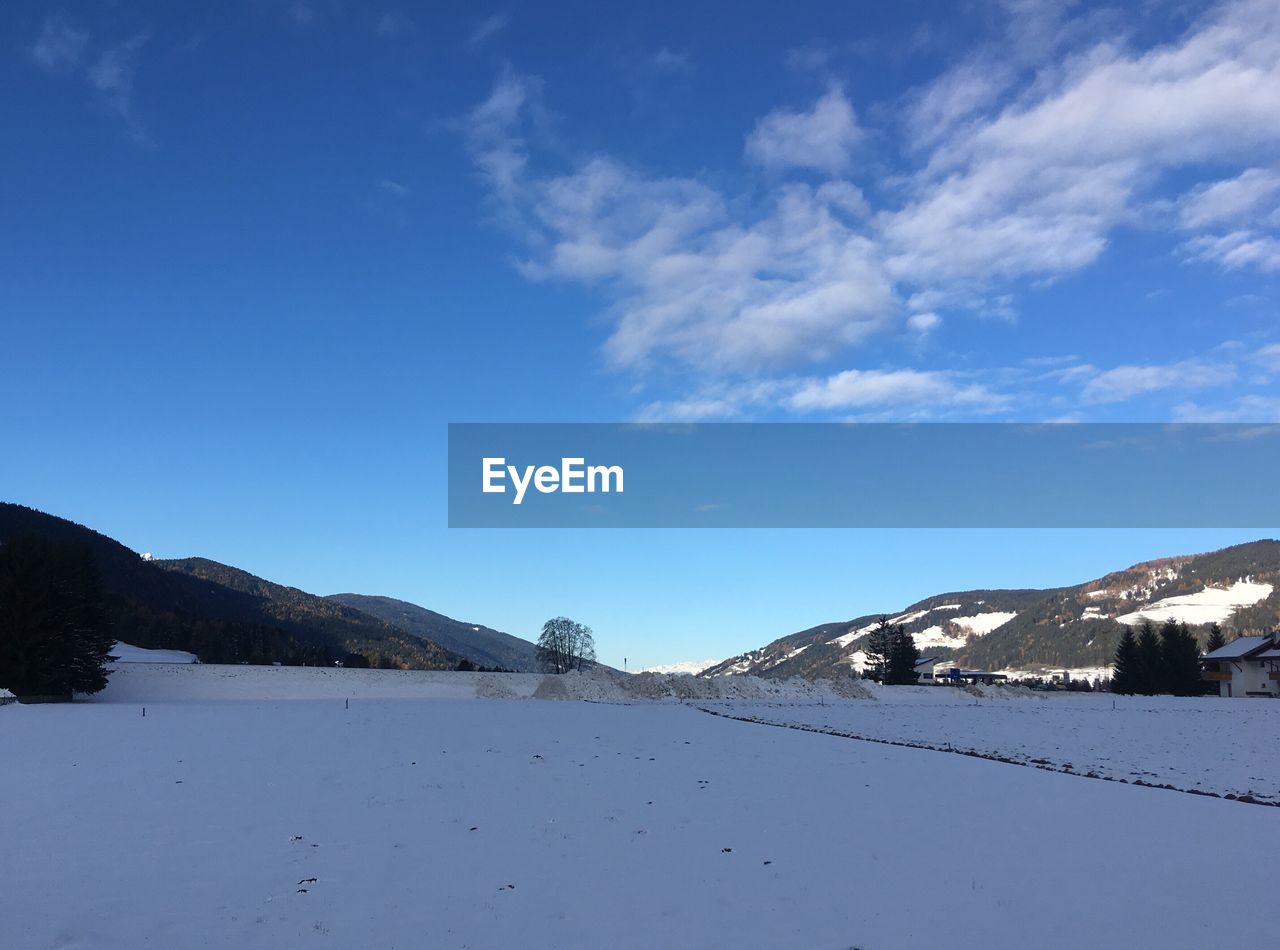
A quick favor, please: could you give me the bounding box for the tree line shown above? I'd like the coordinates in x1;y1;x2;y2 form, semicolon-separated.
1111;619;1215;696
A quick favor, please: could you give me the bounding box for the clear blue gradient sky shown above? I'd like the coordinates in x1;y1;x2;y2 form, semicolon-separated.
4;1;1279;667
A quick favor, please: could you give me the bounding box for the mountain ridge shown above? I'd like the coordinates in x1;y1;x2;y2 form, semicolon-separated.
701;540;1280;680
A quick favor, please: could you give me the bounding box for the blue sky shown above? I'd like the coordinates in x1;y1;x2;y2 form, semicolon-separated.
3;0;1280;667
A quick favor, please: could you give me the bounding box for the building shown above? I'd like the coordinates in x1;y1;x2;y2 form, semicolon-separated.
914;656;941;681
1202;633;1280;698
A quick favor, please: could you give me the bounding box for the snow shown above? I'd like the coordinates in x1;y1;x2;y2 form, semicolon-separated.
912;625;968;649
706;690;1280;804
1202;635;1274;660
829;605;989;649
829;609;930;647
1115;579;1273;626
948;611;1017;635
84;663;877;704
636;659;720;675
110;641;199;664
3;673;1275;950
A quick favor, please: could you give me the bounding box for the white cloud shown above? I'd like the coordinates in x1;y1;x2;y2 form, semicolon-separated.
1178;168;1280;229
462;2;1280;416
649;48;693;74
1185;229;1280;272
884;0;1280;289
744;86;862;175
788;368;1005;413
906;312;940;334
469;13;509;49
636;369;1007;421
1175;395;1280;422
466;68;540;201
1081;360;1236;403
466;77;895;371
31;15;88;71
87;34;152;145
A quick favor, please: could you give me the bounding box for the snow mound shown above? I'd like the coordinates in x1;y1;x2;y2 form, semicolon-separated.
531;668;875;702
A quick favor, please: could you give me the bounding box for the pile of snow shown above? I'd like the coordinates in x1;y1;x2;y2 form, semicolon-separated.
89;664;542;702
1115;579;1273;626
85;663;878;705
109;641;198;664
536;668;874;702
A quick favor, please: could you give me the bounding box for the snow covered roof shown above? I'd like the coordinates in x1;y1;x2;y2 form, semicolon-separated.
1202;635;1275;661
914;656;941;667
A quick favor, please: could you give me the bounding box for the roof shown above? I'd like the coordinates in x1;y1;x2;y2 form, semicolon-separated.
1203;635;1275;661
1251;648;1280;660
914;656;941;667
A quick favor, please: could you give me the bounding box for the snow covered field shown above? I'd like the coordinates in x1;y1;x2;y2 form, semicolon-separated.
702;689;1280;804
3;667;1277;949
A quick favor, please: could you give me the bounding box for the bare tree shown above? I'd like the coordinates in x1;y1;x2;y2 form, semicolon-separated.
537;616;596;674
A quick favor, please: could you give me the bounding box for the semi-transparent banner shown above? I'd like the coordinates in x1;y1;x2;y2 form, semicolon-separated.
447;423;1280;528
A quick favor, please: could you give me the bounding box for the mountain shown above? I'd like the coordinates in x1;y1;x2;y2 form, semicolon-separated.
702;540;1280;680
155;558;468;670
0;503;466;670
327;594;541;672
638;660;721;675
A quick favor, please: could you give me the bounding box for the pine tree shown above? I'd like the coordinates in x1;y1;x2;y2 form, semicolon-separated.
1206;623;1226;654
885;626;921;685
1111;627;1140;694
0;536;114;699
1160;620;1204;696
1135;621;1162;696
863;618;894;682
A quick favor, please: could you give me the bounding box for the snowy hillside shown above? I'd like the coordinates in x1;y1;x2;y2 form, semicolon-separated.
1114;579;1273;625
704;539;1280;680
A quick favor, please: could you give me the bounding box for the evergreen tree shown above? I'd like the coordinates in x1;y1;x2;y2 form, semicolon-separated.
1205;623;1226;654
1160;620;1204;697
0;536;113;699
885;626;921;685
862;618;894;682
1111;627;1140;694
1135;621;1162;696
